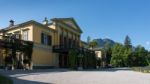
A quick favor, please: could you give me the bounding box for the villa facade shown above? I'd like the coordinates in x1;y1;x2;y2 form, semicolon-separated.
0;18;83;68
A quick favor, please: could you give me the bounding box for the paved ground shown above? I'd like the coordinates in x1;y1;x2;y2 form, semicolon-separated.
0;68;150;84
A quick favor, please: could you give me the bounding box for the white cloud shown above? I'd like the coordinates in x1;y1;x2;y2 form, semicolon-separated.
146;41;150;45
105;36;110;39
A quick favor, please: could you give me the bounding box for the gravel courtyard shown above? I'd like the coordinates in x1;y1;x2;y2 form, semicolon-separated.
0;68;150;84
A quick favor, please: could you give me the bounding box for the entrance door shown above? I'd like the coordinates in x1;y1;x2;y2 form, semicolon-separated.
59;54;68;68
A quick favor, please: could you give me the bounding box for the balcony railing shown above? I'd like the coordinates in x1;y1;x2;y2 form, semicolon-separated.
0;35;33;51
53;45;94;54
53;45;74;53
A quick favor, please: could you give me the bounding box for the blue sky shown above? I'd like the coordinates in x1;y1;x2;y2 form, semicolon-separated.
0;0;150;50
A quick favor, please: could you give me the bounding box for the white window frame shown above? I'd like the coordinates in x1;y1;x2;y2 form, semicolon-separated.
43;34;48;45
22;30;28;41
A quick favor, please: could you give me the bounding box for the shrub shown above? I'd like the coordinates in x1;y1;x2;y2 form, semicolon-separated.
68;49;78;69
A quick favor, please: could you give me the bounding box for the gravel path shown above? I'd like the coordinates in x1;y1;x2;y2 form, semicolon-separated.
0;68;150;84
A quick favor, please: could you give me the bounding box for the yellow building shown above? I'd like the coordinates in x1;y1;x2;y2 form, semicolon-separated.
93;48;106;67
0;17;83;68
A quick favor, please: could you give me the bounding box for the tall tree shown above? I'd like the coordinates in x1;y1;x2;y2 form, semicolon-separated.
103;41;112;66
88;40;98;49
128;45;149;66
134;45;148;66
147;52;150;66
123;35;132;66
124;35;132;48
87;36;91;45
122;46;132;66
110;43;124;67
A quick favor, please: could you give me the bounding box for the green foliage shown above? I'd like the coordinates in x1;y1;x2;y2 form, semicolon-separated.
68;49;78;69
122;36;132;66
83;51;96;68
96;58;101;67
103;41;112;65
23;41;33;60
88;40;98;48
147;53;150;66
89;52;96;68
87;36;91;45
111;42;149;67
82;52;87;68
132;66;150;73
110;43;124;67
128;45;148;66
83;52;90;68
68;48;96;69
4;41;33;69
98;35;150;67
110;36;148;67
0;75;13;84
122;47;132;66
124;35;132;48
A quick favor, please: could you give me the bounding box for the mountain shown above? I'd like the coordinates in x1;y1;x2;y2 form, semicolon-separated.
94;38;136;51
94;38;116;48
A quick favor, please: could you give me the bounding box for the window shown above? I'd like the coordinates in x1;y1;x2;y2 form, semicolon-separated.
14;31;21;39
22;30;28;40
41;33;52;46
47;35;52;46
15;34;21;39
44;34;48;45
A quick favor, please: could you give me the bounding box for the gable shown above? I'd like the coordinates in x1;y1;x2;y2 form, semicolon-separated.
63;20;78;30
62;19;82;33
51;18;83;33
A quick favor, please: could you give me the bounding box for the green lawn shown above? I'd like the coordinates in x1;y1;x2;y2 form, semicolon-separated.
0;75;13;84
132;66;150;73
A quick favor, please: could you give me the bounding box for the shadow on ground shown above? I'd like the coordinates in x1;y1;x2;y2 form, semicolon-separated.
12;78;54;84
82;67;132;72
0;69;70;84
0;68;132;76
0;68;132;84
0;68;69;76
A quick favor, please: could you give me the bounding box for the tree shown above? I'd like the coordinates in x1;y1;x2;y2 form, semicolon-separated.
134;45;148;66
110;43;132;67
68;49;78;69
123;35;132;66
110;43;124;67
103;41;112;66
87;36;91;45
88;40;98;49
124;35;132;48
122;46;132;66
147;52;150;66
128;45;149;66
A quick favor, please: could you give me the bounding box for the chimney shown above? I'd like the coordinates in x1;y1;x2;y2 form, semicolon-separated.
9;20;14;27
43;17;48;25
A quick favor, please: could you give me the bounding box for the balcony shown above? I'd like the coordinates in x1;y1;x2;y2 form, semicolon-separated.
53;45;94;54
0;35;33;51
53;45;74;53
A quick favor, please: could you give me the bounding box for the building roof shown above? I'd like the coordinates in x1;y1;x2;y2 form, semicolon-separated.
0;17;82;33
51;18;83;33
0;20;55;32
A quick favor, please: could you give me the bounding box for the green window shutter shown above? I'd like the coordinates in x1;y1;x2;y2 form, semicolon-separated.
47;35;52;46
41;33;44;44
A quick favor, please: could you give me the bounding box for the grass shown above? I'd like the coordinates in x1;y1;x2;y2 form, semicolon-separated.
0;75;13;84
132;66;150;73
